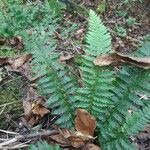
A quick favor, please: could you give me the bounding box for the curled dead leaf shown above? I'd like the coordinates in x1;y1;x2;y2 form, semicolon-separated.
94;53;150;69
32;99;50;117
11;54;32;69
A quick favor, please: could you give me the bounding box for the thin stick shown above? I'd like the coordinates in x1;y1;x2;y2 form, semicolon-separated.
0;129;19;135
0;130;58;148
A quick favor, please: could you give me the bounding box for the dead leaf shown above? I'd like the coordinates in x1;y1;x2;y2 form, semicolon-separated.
60;54;73;61
75;109;96;137
23;97;50;126
68;136;85;148
49;109;97;149
50;128;72;146
83;143;101;150
94;53;150;69
32;99;50;117
0;54;32;69
23;100;32;116
11;54;32;69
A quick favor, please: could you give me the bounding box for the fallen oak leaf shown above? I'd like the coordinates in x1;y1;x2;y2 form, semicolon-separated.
49;109;97;149
23;98;50;126
94;53;150;69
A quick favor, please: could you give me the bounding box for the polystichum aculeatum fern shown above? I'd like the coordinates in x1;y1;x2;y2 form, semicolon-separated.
25;9;150;150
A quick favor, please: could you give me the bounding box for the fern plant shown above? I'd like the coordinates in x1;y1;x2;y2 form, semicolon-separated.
75;10;150;150
24;28;78;128
75;10;115;125
22;7;150;149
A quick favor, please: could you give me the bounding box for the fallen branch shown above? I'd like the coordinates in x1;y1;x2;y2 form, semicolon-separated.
0;130;58;149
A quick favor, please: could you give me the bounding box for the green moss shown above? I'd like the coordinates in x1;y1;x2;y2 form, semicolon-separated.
0;72;23;129
0;46;16;57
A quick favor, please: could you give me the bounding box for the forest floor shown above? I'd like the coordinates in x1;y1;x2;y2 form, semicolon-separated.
0;0;150;149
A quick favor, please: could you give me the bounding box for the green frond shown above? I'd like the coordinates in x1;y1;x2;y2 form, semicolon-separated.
122;105;150;136
86;10;112;56
25;32;77;128
29;141;62;150
98;65;150;149
75;55;115;124
133;36;150;57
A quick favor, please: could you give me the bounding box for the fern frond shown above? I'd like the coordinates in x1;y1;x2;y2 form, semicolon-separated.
86;10;111;56
123;105;150;136
24;31;77;128
75;10;115;124
29;141;62;150
98;65;150;149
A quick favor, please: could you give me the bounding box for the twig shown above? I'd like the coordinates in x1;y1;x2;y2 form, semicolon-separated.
0;130;58;148
0;129;19;135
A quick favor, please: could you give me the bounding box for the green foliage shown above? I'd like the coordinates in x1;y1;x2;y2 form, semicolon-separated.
76;10;150;150
24;9;149;150
24;29;77;128
47;0;66;15
115;26;127;37
134;36;150;57
126;17;136;26
0;0;59;37
86;10;111;56
29;141;62;150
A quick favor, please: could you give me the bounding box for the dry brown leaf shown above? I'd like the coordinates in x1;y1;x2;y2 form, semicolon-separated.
11;54;32;69
75;109;96;137
68;136;85;148
94;53;150;69
83;143;101;150
23;100;32;116
32;99;50;117
23;98;50;126
49;109;97;148
60;54;73;61
0;54;32;69
50;133;70;146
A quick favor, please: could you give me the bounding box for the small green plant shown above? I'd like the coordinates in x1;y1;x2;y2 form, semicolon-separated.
126;17;136;26
115;26;127;37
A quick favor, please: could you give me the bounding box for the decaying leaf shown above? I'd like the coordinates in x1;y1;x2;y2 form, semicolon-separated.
0;54;32;68
11;54;32;69
68;136;85;148
83;143;101;150
94;53;150;69
23;100;32;116
75;108;96;137
23;98;50;126
32;99;50;117
50;109;97;149
60;54;73;62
